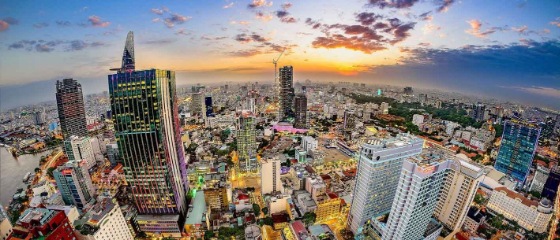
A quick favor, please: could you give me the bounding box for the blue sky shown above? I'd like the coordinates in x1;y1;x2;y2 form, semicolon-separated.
0;0;559;110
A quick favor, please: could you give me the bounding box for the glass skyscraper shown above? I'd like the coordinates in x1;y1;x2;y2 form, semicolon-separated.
56;78;87;138
108;69;188;235
494;119;541;183
237;110;257;173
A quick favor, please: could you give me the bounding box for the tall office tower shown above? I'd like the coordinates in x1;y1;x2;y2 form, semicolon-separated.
237;110;258;173
494;119;541;183
56;78;88;138
434;157;484;231
278;66;294;120
53;160;95;210
542;167;560;200
293;94;307;129
191;92;204;116
109;69;187;236
65;135;96;170
471;103;486;122
261;155;285;195
205;96;214;117
347;133;424;234
382;148;456;240
111;31;135;73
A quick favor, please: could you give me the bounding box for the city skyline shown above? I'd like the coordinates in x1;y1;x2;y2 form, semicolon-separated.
1;0;559;110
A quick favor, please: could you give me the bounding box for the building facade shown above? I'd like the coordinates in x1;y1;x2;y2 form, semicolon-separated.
494;119;541;183
108;69;187;236
237;110;258;172
9;208;76;240
261;155;284;195
73;200;133;240
278;66;294;120
56;78;88;138
434;157;484;231
347;134;424;234
487;187;553;233
53;160;95;210
65;135;96;170
293;94;307;129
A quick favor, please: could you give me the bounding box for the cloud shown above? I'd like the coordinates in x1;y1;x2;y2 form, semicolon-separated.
281;2;293;10
276;10;289;18
418;42;431;47
141;39;177;45
8;39;107;52
223;2;234;9
151;8;165;15
163;13;191;28
280;17;297;23
502;86;560;99
175;28;190;36
0;20;8;32
418;11;432;21
88;15;110;27
2;17;18;25
367;0;420;9
228;49;262;57
435;0;455;13
550;17;560;28
511;25;528;35
235;33;269;43
248;0;273;8
465;19;502;38
255;11;273;22
201;35;228;41
230;20;250;25
56;20;72;27
33;22;49;29
306;12;416;53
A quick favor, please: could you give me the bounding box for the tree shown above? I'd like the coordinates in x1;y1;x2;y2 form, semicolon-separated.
302;212;316;226
46;167;56;178
204;230;215;238
262;207;269;216
259;217;274;227
253;203;261;216
473;194;485;205
529;191;541;199
34;167;40;173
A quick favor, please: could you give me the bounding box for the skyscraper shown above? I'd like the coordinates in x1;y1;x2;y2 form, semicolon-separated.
109;69;187;236
434;157;484;231
348;133;424;234
294;94;307;129
65;135;96;170
53;160;95;210
494;119;541;183
237;110;257;173
382;148;455;240
56;78;87;138
278;66;294;120
471;103;486;122
205;96;214;117
110;31;135;73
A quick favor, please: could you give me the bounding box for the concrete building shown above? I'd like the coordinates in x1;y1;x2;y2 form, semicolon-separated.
315;193;342;222
245;224;262;240
278;66;294;120
463;207;486;233
305;176;326;201
56;78;88;138
0;206;12;240
73;200;133;240
529;166;550;194
434;156;484;232
487;187;553;233
9;208;76;240
381;148;454;240
65;135;96;170
45;205;79;229
53;160;95;210
301;136;318;152
348;133;424;234
266;194;290;215
261;155;285;195
294;94;307;129
237;110;258;172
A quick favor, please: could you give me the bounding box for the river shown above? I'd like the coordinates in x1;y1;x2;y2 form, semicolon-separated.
0;147;47;206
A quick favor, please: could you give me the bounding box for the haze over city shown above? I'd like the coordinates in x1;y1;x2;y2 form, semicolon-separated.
0;0;559;110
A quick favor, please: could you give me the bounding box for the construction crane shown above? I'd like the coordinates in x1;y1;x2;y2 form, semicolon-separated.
272;48;286;101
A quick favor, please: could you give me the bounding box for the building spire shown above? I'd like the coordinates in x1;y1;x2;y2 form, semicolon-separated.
110;31;135;73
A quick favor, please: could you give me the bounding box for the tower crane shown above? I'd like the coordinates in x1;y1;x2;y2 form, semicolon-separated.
273;48;286;101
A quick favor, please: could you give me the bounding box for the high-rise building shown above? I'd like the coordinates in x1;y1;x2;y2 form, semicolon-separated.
434;157;484;231
261;155;284;195
278;66;294;120
494;119;541;183
53;160;95;210
56;78;88;138
191;92;204;117
529;166;550;194
347;134;424;234
64;135;96;170
109;69;187;236
382;148;455;240
33;110;46;126
294;94;307;129
73;200;133;240
110;31;135;73
542;167;560;200
237;110;257;172
205;96;214;117
471;103;486;122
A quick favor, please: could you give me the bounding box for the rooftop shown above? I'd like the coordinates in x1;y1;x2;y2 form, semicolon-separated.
185;190;207;225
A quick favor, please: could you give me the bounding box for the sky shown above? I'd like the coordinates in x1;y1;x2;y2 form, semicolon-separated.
0;0;559;110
